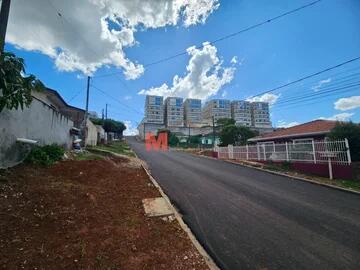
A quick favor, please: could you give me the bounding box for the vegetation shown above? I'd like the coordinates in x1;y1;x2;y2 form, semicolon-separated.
25;144;64;166
157;129;179;147
0;52;45;112
91;141;135;157
74;152;104;161
90;118;126;136
328;122;360;161
219;118;258;146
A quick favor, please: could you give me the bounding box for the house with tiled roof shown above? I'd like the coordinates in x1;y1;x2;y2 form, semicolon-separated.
248;120;338;144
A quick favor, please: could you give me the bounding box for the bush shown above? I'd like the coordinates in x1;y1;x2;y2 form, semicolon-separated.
25;144;64;166
328;122;360;161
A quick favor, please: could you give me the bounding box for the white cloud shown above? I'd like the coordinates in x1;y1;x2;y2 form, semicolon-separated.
138;42;236;100
6;0;219;78
334;96;360;111
124;95;132;100
230;56;237;64
247;93;280;106
277;120;300;128
311;78;332;92
318;112;354;121
221;90;227;98
123;120;138;136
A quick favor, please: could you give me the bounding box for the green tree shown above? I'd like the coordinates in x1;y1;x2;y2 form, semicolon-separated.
220;125;258;146
0;52;44;112
328;122;360;161
217;118;235;127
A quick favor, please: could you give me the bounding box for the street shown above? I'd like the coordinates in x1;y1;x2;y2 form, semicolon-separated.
127;137;360;270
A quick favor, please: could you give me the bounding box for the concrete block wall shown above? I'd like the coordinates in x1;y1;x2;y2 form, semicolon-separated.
0;97;74;168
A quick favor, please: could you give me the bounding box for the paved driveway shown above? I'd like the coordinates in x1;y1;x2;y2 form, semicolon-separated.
126;137;360;270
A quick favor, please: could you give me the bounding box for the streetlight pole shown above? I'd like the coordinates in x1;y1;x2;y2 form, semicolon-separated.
0;0;11;53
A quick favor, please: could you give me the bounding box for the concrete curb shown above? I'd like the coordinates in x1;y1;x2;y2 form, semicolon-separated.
129;149;220;270
139;162;220;270
187;151;360;196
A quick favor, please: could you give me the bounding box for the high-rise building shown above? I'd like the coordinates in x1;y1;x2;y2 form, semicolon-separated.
231;100;252;127
184;98;202;127
144;95;164;124
165;97;184;127
202;99;231;126
251;102;272;128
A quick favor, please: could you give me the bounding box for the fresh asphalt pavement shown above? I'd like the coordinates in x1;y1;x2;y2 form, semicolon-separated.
126;137;360;270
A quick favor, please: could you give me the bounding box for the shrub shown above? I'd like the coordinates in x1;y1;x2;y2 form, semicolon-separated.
25;144;64;166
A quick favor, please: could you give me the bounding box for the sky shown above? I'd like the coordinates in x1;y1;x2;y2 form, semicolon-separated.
4;0;360;135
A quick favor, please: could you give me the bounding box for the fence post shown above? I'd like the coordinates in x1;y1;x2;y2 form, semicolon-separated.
345;138;352;165
257;144;260;161
312;140;316;164
285;142;289;162
263;145;266;161
328;157;333;180
246;144;249;160
228;144;234;159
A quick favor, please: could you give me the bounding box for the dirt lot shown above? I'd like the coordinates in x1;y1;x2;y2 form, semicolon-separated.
0;156;208;269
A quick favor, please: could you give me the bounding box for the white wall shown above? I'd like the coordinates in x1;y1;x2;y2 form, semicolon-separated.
0;97;74;168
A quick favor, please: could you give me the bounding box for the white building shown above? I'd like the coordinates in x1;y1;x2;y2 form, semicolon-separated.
184;98;202;127
145;95;164;124
251;102;272;128
202;99;231;126
231;100;252;127
165;97;184;127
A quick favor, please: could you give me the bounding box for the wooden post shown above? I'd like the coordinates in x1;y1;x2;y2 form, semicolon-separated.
246;144;249;160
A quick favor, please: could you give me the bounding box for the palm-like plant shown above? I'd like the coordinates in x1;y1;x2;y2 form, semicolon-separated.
0;52;44;112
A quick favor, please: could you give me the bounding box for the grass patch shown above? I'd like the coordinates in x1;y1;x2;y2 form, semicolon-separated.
74;152;104;161
90;141;135;157
335;179;360;191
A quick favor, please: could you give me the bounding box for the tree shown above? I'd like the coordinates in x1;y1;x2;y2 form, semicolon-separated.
217;118;235;127
0;52;44;112
91;118;126;136
220;124;258;146
328;122;360;161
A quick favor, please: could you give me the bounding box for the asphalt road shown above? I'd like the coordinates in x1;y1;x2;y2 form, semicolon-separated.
126;137;360;270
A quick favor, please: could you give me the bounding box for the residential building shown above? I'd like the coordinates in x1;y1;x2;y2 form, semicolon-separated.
165;97;184;127
145;95;164;124
231;100;252;127
248;120;338;144
184;98;202;127
251;102;272;128
202;99;231;126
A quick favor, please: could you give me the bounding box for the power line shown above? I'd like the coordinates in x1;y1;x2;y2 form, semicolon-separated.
94;0;322;78
248;56;360;99
90;84;143;116
67;89;84;103
274;82;360;107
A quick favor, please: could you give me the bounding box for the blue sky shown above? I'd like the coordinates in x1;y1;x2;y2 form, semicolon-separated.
5;0;360;133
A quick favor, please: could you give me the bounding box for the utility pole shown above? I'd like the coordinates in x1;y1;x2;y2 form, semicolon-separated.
212;116;216;147
105;103;108;119
83;76;90;147
101;109;104;120
0;0;11;53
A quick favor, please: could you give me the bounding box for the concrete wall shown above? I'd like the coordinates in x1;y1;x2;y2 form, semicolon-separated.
85;119;98;146
0;97;74;168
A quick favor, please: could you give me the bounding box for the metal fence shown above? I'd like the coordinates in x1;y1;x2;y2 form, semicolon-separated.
215;139;351;165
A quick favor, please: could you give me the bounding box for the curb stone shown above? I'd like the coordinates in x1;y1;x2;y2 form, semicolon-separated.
127;148;221;270
184;151;360;196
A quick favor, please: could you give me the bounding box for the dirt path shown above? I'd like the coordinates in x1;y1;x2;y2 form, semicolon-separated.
0;156;208;269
